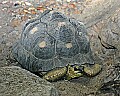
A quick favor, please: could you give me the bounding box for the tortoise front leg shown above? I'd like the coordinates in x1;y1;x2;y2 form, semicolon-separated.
65;63;102;80
83;63;102;76
43;64;102;82
43;65;83;82
43;67;67;82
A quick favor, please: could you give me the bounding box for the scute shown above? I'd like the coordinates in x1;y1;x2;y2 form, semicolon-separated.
51;12;67;21
12;10;94;72
59;25;73;42
32;32;56;59
56;39;79;58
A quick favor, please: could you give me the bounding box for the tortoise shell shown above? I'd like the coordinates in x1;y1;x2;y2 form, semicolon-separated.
12;10;94;72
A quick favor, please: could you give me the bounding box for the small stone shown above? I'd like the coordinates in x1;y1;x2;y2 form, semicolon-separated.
2;1;8;4
25;2;33;6
14;1;21;6
31;10;37;14
28;7;36;11
23;9;31;14
67;0;72;2
2;8;7;11
0;66;59;96
37;6;47;13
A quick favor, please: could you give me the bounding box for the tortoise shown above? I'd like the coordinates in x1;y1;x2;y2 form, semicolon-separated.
12;10;102;82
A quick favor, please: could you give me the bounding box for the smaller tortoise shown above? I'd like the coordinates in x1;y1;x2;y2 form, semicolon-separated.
12;10;102;82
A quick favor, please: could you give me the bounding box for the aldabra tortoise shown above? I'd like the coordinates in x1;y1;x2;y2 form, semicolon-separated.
12;10;102;81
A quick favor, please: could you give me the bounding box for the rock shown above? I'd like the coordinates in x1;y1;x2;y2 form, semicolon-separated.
97;63;120;96
103;63;120;83
71;0;120;66
75;0;120;28
0;66;59;96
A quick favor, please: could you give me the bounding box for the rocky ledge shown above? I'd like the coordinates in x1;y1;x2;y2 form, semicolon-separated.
0;66;59;96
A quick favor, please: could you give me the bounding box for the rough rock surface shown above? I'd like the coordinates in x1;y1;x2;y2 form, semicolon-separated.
97;63;120;96
74;0;120;28
71;0;120;63
0;66;59;96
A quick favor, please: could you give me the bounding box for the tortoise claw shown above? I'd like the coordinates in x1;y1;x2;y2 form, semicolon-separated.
66;65;83;80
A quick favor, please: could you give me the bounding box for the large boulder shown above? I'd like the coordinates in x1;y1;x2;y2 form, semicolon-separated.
0;66;59;96
72;0;120;65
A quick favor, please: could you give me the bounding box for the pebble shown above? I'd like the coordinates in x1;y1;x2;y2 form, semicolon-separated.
24;2;33;6
2;1;8;4
2;8;8;11
14;1;21;5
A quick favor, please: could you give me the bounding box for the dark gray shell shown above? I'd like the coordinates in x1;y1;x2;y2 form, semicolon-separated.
12;10;94;72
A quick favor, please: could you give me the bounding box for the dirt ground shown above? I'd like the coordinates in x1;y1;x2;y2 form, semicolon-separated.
0;0;119;96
